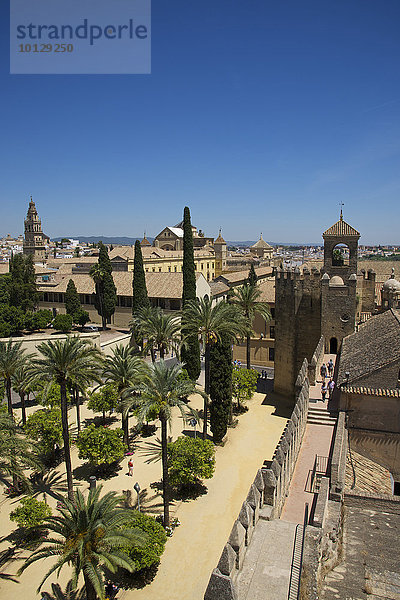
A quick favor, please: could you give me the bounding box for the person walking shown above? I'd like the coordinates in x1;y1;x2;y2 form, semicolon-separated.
328;358;334;377
321;381;328;402
328;379;335;400
127;458;134;477
320;363;327;381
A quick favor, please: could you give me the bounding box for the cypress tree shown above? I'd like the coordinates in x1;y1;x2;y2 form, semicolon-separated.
248;264;257;287
132;240;149;313
209;334;233;443
65;279;81;318
92;243;117;330
181;207;201;380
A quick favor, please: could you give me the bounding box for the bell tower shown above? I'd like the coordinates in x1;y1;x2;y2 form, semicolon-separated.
322;208;360;282
23;197;46;262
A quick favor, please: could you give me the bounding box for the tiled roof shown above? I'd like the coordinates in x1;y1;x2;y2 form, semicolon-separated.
338;309;400;385
209;281;230;296
342;386;400;397
109;246;134;260
322;216;360;238
38;271;204;300
257;280;275;303
166;227;184;238
251;235;273;250
217;266;273;285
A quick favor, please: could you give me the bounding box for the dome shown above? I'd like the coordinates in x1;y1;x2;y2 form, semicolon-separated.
383;278;400;293
329;275;344;287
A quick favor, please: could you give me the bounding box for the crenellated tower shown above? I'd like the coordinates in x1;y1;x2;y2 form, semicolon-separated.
274;211;360;398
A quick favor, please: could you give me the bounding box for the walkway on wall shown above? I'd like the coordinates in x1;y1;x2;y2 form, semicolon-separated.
237;354;338;600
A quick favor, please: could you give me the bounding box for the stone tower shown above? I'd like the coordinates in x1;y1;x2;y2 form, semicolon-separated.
23;197;46;262
320;212;360;354
214;229;227;277
274;212;360;398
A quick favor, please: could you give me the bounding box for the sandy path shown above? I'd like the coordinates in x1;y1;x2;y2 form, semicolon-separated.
0;390;287;600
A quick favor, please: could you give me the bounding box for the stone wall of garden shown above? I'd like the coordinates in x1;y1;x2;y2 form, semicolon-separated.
204;358;310;600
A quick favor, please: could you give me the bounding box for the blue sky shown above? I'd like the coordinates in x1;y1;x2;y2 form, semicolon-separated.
1;0;400;244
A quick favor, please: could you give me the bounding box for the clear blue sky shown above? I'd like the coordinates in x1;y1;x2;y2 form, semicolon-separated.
1;0;400;244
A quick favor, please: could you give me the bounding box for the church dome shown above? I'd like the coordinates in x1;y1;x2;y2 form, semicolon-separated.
382;277;400;293
329;275;344;287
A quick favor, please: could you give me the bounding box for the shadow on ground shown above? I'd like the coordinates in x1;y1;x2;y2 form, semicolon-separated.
73;461;122;482
261;390;294;419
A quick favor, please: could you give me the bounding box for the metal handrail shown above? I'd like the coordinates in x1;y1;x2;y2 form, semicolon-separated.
287;503;309;600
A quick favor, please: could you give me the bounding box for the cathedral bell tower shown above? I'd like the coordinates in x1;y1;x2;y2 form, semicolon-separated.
23;197;46;263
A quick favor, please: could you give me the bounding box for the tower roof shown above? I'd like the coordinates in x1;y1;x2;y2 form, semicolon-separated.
214;229;225;244
322;213;360;238
140;234;151;247
251;234;273;249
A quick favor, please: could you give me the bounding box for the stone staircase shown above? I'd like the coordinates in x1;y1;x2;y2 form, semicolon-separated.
307;403;337;426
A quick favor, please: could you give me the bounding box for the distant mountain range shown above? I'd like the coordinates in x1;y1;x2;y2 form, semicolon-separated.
53;236;155;245
53;235;321;247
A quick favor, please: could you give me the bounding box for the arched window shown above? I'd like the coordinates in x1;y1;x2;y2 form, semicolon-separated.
332;243;350;266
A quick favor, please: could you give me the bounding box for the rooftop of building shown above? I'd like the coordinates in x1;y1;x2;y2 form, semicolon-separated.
322;211;360;238
251;234;273;250
38;271;207;299
215;266;273;285
338;308;400;386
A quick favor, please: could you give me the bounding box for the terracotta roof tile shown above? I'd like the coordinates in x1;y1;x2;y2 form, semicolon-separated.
322;217;360;237
338;308;400;385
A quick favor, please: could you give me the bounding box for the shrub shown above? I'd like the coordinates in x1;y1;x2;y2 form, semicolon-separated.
24;408;63;456
121;511;167;571
76;424;126;465
87;385;119;422
167;436;215;487
10;496;52;529
34;381;70;408
74;309;90;328
232;367;259;409
25;309;53;331
53;313;73;333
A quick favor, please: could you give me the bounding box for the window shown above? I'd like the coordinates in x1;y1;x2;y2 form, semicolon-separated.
269;347;275;361
159;268;162;272
152;268;155;272
168;267;171;272
174;266;177;272
201;264;204;270
270;307;275;319
270;326;275;339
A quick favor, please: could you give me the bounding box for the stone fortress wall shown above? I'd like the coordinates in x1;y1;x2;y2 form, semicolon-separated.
204;358;310;600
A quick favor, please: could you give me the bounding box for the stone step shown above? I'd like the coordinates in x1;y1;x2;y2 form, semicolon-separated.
307;415;336;426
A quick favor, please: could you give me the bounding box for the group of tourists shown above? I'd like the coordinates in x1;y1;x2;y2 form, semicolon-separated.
320;358;335;402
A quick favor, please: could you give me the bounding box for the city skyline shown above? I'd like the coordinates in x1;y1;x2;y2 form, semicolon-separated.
1;1;400;244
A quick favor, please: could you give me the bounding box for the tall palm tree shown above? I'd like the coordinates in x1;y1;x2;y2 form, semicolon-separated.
11;361;34;425
0;413;40;490
18;486;145;600
30;337;103;500
102;345;149;447
89;263;106;330
131;306;181;361
0;340;29;418
124;360;202;527
182;296;246;438
231;284;272;369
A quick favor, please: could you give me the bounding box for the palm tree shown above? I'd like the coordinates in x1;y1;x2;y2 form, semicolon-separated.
124;360;202;527
30;337;103;500
89;263;106;330
11;361;34;425
102;345;149;447
231;284;272;369
0;413;40;490
18;486;145;600
131;306;181;361
182;296;246;438
0;340;29;418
